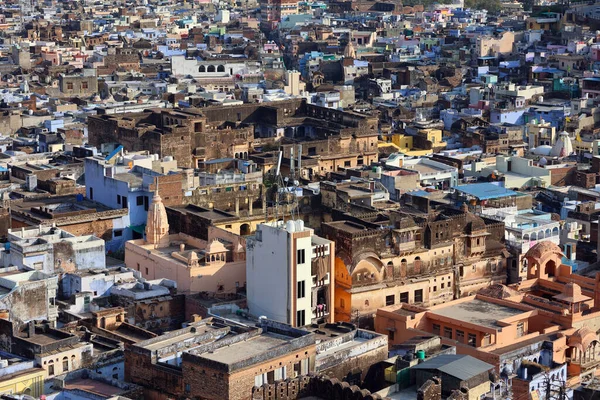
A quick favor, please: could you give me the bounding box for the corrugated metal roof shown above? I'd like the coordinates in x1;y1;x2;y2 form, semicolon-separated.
452;183;516;201
411;354;493;381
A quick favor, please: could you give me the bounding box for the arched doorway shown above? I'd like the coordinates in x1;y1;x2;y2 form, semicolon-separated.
240;223;251;236
545;259;557;277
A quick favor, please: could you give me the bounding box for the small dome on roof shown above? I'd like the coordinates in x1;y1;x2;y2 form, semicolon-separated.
525;241;563;261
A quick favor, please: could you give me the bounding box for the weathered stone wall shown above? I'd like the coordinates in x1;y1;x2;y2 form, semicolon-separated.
252;374;387;400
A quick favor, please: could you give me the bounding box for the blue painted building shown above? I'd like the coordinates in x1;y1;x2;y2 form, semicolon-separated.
84;148;168;251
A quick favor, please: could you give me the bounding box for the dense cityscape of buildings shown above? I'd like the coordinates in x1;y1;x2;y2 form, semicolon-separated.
4;0;600;400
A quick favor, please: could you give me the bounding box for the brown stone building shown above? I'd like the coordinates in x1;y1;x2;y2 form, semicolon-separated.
125;317;387;400
88;99;379;174
321;199;507;327
9;195;128;244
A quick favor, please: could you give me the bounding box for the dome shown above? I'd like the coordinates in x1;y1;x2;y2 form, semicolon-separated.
478;284;519;299
531;145;552;156
538;157;548;166
524;241;563;261
187;251;198;262
207;240;227;254
344;41;356;59
550;131;573;158
568;327;597;351
554;282;591;303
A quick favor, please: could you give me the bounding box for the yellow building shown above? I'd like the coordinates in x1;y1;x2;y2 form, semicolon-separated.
381;128;445;156
0;361;45;398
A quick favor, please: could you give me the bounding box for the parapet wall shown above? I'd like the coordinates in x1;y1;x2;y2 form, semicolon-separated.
251;374;387;400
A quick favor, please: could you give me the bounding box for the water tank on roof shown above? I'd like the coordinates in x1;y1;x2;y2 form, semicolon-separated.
296;220;304;231
163;156;174;162
286;220;296;233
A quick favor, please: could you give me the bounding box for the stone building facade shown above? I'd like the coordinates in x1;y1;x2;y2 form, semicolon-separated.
88;99;379;174
322;201;507;326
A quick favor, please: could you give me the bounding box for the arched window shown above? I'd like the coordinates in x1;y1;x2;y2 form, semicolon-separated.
207;65;216;72
217;65;225;72
199;65;206;72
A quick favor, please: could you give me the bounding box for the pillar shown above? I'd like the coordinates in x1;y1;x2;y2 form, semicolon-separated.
249;198;253;215
235;198;240;216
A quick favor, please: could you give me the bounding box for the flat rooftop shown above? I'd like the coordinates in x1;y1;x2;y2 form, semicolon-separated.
64;378;123;397
429;298;526;329
324;220;373;233
143;324;221;352
197;332;291;366
167;204;238;222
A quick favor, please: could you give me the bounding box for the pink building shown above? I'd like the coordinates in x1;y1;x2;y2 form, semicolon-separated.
124;194;246;294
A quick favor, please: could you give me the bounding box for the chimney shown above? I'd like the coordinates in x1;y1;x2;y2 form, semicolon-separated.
28;321;35;338
180;243;185;252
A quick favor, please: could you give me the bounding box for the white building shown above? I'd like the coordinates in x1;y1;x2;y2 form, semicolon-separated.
3;227;106;274
246;221;335;327
170;56;261;78
400;157;459;189
62;267;137;299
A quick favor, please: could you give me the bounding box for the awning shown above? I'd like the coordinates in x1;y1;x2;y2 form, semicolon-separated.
131;224;146;234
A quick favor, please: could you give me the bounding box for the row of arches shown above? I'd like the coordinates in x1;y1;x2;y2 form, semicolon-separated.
235;152;248;159
522;227;559;242
199;65;225;73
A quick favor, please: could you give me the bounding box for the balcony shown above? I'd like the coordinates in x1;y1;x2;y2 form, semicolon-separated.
312;304;329;320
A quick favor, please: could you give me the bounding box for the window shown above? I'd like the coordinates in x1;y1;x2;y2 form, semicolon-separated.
433;286;437;292
185;384;190;393
137;196;144;206
444;327;452;339
414;289;423;303
432;324;441;336
297;281;305;299
386;295;395;306
296;310;305;326
389;330;395;340
145;267;149;275
400;291;409;303
517;322;525;337
63;357;69;372
468;333;477;347
117;195;121;204
344;161;351;167
456;330;465;343
114;230;123;237
89;187;93;200
122;197;128;209
441;283;445;289
340;298;345;308
267;370;275;384
137;263;140;271
48;363;54;375
82;81;88;89
297;249;305;264
67;82;73;90
144;196;149;211
293;362;301;378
